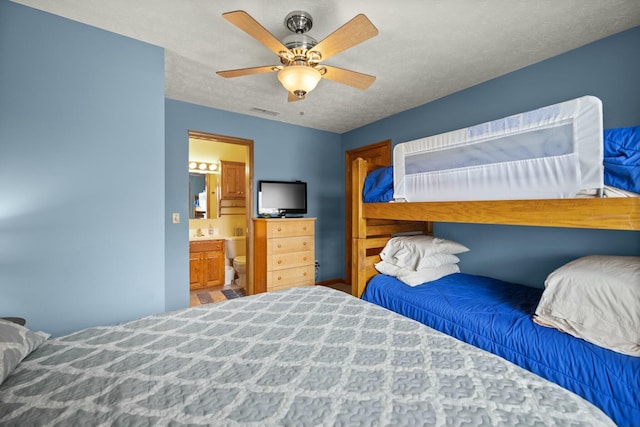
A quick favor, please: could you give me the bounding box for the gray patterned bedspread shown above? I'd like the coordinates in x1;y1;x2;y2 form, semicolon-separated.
0;286;614;426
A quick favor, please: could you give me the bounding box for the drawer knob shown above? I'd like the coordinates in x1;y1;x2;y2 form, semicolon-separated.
303;272;307;276
277;260;282;264
277;276;282;281
277;227;282;232
303;242;307;246
303;257;307;261
303;226;307;230
277;244;282;248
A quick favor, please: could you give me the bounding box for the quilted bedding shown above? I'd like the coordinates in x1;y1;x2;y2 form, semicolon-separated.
0;286;614;426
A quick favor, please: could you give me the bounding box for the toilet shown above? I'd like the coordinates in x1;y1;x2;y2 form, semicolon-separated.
224;236;246;288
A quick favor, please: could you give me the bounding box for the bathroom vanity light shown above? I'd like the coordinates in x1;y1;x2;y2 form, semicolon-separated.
189;161;218;173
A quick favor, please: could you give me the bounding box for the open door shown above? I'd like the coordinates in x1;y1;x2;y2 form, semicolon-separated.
188;130;255;296
344;140;391;289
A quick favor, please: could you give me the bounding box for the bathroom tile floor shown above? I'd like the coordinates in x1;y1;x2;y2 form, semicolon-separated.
190;284;245;307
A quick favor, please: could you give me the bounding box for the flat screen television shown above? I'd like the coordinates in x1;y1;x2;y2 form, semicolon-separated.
258;180;307;217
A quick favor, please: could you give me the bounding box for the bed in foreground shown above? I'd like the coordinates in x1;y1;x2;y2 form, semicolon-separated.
0;286;614;426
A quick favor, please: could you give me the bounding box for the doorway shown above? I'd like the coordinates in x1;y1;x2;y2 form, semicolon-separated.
188;130;255;304
344;140;391;292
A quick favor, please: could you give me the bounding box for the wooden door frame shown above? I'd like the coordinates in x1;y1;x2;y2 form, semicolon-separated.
188;130;255;295
344;140;392;289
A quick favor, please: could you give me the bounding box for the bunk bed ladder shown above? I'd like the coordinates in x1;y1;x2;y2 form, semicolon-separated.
351;157;431;297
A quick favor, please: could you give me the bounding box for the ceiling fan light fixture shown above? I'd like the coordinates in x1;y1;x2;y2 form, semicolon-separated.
277;65;321;97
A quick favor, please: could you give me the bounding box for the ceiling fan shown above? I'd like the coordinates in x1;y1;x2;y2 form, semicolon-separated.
216;10;378;101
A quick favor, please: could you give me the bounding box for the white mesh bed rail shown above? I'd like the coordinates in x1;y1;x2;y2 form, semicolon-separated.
393;96;604;202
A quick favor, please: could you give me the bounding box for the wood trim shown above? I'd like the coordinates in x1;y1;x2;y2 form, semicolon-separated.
363;197;640;230
188;131;252;146
346;139;392;157
188;130;255;295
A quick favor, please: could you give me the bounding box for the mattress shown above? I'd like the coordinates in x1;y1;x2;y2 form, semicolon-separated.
361;273;640;426
0;286;614;426
393;96;604;202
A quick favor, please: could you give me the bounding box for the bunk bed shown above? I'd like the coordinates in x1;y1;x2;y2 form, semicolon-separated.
351;157;640;295
349;99;640;425
351;157;639;426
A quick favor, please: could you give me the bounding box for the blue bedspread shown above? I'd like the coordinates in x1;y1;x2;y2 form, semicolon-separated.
362;166;394;202
362;273;640;426
604;126;640;194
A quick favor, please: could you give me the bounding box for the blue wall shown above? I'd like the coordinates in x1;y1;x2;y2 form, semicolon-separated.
164;100;342;310
0;1;165;336
2;0;638;336
343;26;640;287
1;1;343;336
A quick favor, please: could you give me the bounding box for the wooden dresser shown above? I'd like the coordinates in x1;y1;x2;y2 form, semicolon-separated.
253;217;316;293
189;239;225;290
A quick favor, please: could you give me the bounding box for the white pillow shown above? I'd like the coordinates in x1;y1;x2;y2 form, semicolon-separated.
533;255;640;356
380;235;469;270
375;261;460;286
0;319;49;385
380;253;460;271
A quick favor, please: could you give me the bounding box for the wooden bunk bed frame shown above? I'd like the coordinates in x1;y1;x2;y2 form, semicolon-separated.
350;157;640;298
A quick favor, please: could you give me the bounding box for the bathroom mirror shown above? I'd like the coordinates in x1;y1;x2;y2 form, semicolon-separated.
189;173;218;219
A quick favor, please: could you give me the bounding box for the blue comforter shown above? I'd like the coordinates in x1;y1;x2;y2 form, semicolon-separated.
362;273;640;426
604;126;640;194
362;166;394;202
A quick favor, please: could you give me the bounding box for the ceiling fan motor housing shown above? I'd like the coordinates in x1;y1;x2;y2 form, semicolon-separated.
283;34;317;51
285;11;313;33
283;11;318;63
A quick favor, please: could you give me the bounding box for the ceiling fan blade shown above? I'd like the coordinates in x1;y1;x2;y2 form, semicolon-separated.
311;14;378;62
321;65;376;90
222;10;290;58
288;92;304;102
217;66;279;78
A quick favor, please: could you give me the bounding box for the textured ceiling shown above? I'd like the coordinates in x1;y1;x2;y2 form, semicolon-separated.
11;0;640;133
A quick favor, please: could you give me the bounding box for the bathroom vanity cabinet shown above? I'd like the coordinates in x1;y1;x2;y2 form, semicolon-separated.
189;239;225;290
253;217;316;294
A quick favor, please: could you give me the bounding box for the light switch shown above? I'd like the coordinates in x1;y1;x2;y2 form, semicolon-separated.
172;213;180;224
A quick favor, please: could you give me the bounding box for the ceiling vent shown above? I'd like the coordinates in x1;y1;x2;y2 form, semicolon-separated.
250;107;280;116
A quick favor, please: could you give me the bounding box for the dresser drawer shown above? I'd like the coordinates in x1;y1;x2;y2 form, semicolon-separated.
268;235;314;255
268;251;314;271
267;265;315;289
267;220;314;238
